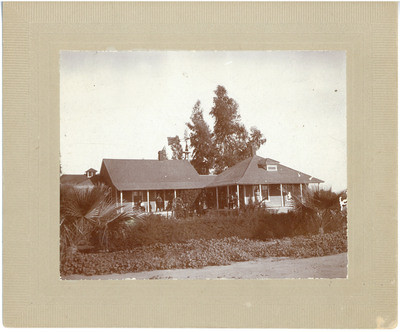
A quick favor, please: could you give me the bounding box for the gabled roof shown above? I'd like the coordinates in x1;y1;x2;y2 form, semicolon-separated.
208;155;323;187
100;158;208;191
86;168;97;173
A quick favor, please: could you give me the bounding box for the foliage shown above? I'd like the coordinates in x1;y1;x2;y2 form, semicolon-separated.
210;85;266;173
171;189;202;218
168;135;184;160
60;184;134;256
210;85;247;173
293;187;346;234
248;126;267;152
61;230;347;276
186;100;215;174
169;85;266;174
105;208;346;249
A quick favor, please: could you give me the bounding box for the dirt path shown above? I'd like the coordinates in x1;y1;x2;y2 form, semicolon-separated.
64;253;347;280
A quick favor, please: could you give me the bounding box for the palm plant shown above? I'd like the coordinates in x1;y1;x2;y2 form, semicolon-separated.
60;184;136;254
293;186;344;234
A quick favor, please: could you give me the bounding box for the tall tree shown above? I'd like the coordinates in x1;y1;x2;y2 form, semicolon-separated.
210;85;265;173
186;100;214;174
168;135;184;160
247;126;267;153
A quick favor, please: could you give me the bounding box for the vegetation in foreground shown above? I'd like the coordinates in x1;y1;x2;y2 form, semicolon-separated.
60;184;347;276
61;230;347;276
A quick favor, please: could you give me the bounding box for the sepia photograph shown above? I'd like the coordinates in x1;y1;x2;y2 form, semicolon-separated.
60;50;347;280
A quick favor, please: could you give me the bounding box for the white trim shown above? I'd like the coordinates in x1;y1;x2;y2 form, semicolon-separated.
147;190;150;213
237;184;240;209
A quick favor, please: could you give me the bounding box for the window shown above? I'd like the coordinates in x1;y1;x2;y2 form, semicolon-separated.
267;165;277;171
269;184;281;196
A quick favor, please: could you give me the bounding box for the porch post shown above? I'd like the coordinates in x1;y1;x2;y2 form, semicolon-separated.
174;189;177;199
243;185;247;205
237;184;240;209
300;184;303;199
227;186;230;208
259;184;262;202
120;191;123;212
147;190;150;213
280;184;284;207
132;191;134;208
163;190;166;210
216;187;219;210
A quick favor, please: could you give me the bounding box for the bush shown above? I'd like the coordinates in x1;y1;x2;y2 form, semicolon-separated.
60;184;135;257
118;212;259;248
60;230;347;276
173;189;203;218
107;208;346;250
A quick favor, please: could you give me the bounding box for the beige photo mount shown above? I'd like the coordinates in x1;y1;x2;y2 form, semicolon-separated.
3;2;397;328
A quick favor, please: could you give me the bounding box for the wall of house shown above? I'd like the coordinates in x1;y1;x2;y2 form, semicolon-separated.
243;184;302;208
264;195;283;207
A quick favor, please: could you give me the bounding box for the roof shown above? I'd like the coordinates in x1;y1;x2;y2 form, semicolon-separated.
207;155;323;187
60;174;98;187
86;168;97;173
199;175;217;186
100;158;210;191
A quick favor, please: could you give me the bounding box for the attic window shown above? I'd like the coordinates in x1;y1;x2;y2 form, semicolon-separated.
267;165;277;172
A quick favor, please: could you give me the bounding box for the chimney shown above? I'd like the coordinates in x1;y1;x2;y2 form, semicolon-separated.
158;149;167;161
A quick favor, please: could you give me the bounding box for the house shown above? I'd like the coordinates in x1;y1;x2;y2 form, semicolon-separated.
60;168;100;188
97;153;323;213
205;155;323;213
99;157;215;212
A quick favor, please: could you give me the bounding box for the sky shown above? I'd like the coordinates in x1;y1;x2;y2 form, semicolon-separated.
60;50;346;192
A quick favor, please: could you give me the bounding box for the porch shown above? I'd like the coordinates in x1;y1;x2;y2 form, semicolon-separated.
211;183;304;211
115;184;306;215
114;189;180;213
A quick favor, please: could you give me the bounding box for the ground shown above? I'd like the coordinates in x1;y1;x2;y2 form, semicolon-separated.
63;253;347;280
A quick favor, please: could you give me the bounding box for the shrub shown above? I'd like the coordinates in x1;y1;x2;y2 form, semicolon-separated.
119;212;260;248
173;189;202;218
60;184;135;256
107;207;346;251
293;187;346;234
